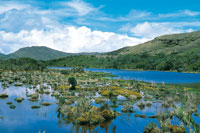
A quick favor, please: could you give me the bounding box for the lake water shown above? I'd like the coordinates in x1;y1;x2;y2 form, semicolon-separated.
0;83;199;133
0;68;200;133
0;83;161;133
49;67;200;84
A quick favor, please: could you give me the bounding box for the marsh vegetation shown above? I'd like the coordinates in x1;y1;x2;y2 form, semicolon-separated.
0;67;199;132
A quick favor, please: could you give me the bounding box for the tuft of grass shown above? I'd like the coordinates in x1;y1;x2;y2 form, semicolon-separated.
15;97;24;103
10;105;16;109
31;105;41;109
0;93;8;99
6;102;12;105
41;102;52;106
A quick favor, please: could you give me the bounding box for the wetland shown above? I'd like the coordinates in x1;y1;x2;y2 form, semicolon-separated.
0;67;199;132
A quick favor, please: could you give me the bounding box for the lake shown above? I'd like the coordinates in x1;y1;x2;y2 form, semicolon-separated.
1;83;199;133
0;69;199;133
49;67;200;84
0;83;161;133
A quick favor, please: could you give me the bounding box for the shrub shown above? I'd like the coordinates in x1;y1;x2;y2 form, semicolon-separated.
68;77;77;90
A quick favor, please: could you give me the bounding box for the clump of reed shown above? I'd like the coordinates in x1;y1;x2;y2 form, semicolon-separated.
60;94;118;126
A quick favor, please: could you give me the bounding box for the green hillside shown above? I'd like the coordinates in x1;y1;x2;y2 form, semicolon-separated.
7;46;70;61
1;31;200;72
0;53;6;59
109;31;200;56
0;58;45;71
47;31;200;72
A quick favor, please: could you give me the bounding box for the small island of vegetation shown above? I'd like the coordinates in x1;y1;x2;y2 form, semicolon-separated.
0;60;199;132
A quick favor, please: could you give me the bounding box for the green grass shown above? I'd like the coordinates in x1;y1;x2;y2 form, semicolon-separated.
0;53;6;59
46;31;200;72
1;31;200;72
109;31;200;56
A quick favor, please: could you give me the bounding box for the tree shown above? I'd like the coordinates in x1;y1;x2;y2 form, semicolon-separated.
68;77;77;90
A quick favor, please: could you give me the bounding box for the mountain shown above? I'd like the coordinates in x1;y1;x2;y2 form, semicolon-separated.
2;46;103;61
1;31;200;72
72;52;103;55
7;46;71;61
47;31;200;72
108;31;200;56
0;53;6;59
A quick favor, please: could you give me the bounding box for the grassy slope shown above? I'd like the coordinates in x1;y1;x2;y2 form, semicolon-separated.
7;46;70;61
0;53;6;59
1;31;200;72
46;31;200;72
108;31;200;56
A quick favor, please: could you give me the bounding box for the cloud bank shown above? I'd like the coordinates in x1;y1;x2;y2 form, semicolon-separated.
0;26;149;54
0;0;200;54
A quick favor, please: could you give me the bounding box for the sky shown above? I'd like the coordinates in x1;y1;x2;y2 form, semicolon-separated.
0;0;200;54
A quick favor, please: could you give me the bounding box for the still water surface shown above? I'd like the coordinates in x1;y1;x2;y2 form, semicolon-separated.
0;67;200;132
50;67;200;84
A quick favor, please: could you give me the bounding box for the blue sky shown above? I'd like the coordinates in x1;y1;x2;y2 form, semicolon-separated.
0;0;200;54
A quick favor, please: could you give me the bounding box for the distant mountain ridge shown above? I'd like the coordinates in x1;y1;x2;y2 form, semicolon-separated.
46;31;200;72
0;46;103;61
108;31;200;56
0;53;6;59
0;31;200;63
7;46;72;61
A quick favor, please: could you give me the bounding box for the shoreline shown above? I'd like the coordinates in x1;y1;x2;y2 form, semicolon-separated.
48;66;200;85
48;66;200;74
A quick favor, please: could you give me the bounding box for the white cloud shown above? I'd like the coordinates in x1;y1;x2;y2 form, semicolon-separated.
170;21;200;27
0;26;149;54
63;0;99;16
159;10;200;18
0;2;29;14
119;23;133;32
129;21;200;38
0;8;61;32
99;9;200;22
118;10;151;21
0;0;104;32
130;22;183;38
183;10;200;16
99;10;151;22
0;1;200;55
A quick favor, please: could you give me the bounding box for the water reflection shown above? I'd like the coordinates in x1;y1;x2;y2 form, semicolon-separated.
0;82;199;132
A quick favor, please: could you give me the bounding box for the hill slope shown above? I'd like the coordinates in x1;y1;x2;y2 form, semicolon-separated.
109;31;200;56
0;53;6;59
47;31;200;72
0;58;45;70
7;46;70;61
